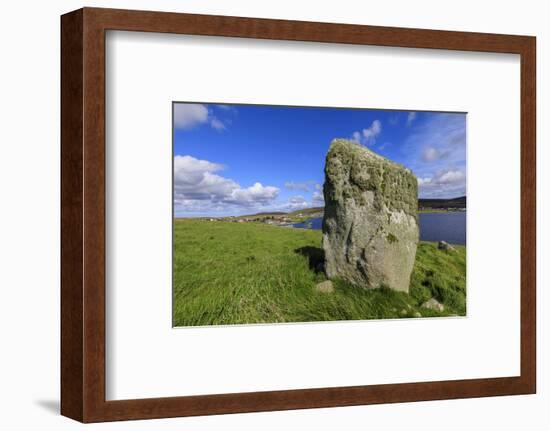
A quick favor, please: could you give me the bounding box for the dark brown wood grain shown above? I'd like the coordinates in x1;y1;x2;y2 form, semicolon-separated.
60;7;536;423
520;35;537;394
60;9;84;422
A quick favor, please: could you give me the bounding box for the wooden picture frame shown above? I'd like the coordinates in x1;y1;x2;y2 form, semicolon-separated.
61;7;536;423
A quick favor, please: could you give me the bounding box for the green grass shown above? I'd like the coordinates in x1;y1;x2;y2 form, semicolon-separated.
409;241;467;315
173;219;466;327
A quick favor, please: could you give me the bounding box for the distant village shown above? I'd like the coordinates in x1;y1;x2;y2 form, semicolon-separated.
199;209;324;227
192;197;466;226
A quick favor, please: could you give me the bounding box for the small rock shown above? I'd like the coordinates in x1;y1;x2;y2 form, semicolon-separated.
413;311;422;318
438;240;455;252
422;298;445;312
315;280;334;293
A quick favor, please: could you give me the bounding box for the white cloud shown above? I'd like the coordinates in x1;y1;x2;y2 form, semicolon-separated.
422;146;453;163
174;155;279;213
210;118;226;130
284;181;316;192
173;104;209;129
417;177;432;186
287;195;309;209
362;120;382;144
216;104;237;112
312;190;324;206
174;103;229;131
404;113;466;198
174;156;236;201
352;119;382;146
422;147;440;162
418;169;465;187
268;195;310;212
284;182;324;208
406;112;417;126
226;182;279;205
406;114;465;167
435;169;465;184
416;169;466;198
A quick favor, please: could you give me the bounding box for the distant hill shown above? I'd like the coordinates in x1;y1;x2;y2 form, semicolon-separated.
288;207;324;216
285;198;466;214
249;211;287;216
244;207;323;218
238;198;464;219
418;196;466;210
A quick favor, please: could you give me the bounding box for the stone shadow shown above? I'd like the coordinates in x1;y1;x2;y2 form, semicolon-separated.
295;246;325;274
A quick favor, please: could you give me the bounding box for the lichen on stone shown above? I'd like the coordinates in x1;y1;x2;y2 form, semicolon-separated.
386;233;399;244
324;139;418;220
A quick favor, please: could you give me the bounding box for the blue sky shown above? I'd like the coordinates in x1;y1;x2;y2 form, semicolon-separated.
173;102;466;217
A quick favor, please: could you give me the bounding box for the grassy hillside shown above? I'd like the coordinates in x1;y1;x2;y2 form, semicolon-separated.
288;207;324;216
173;219;466;327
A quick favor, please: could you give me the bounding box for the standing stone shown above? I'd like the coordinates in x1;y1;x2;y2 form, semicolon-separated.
322;139;419;292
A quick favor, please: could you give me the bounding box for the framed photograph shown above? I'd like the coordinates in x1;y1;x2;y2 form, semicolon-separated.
171;103;468;327
61;7;536;422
